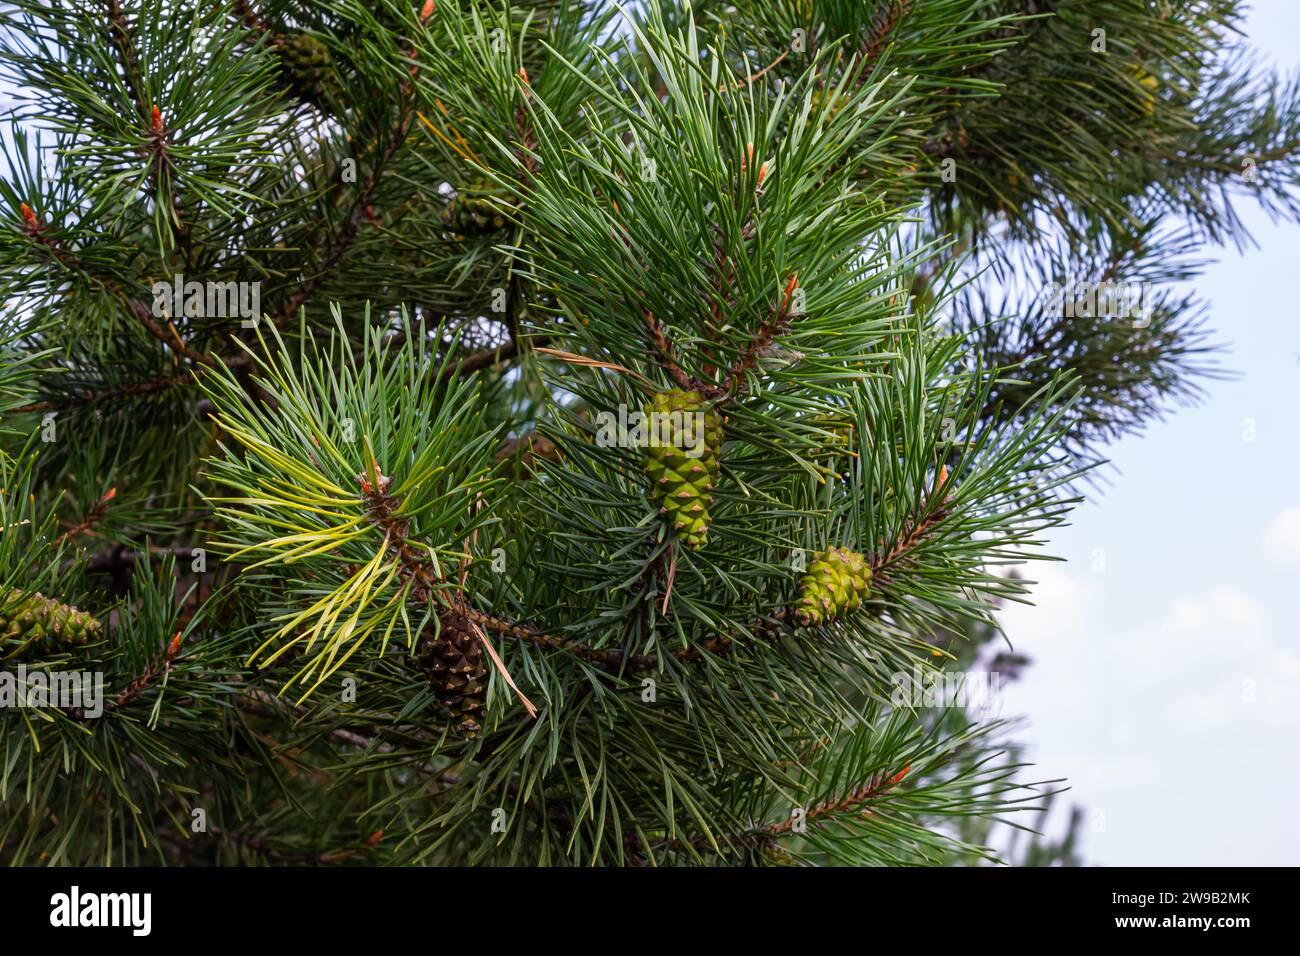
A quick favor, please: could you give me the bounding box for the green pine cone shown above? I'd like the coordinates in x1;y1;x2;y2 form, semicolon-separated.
442;181;511;237
277;34;337;106
793;547;872;626
761;843;800;866
1;588;101;650
810;87;847;116
814;416;856;479
643;388;724;550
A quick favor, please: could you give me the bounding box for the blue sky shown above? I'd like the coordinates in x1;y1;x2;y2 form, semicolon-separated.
996;0;1300;865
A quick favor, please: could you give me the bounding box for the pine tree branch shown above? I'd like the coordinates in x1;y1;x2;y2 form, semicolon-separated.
859;0;912;65
107;631;184;712
269;3;440;325
7;371;195;414
238;687;450;772
208;824;379;864
627;762;911;863
722;274;798;395
144;104;197;264
359;463;956;675
270;115;411;325
51;488;116;548
230;0;270;36
642;307;696;391
102;0;147;123
870;501;951;585
100;3;196;262
450;334;527;376
18;207;215;368
765;763;911;837
75;542;203;575
725;49;790;92
358;474;722;671
857;474;964;638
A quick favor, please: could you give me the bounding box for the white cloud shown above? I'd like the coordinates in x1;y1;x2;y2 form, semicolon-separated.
1122;586;1272;685
1265;506;1300;561
993;565;1300;863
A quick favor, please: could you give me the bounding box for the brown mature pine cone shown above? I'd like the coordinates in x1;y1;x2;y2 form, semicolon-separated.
414;611;487;736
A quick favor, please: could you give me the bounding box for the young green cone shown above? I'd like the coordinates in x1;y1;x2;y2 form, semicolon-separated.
813;415;856;480
793;547;872;626
277;34;337;107
0;588;101;650
809;87;847;117
643;388;724;550
441;181;511;237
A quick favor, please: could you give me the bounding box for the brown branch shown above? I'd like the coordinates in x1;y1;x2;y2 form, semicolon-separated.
271;113;411;325
464;599;657;671
722;274;799;395
102;5;195;262
145;105;197;263
870;502;950;583
103;1;147;122
767;763;910;836
209;824;380;865
425;282;545;385
469;601;756;670
238;687;455;782
230;0;270;35
699;243;734;379
353;458;956;686
454;335;523;375
513;68;539;184
861;0;911;64
660;542;677;615
990;235;1143;380
52;488;116;548
104;631;184;713
720;49;790;93
18;208;216;367
74;542;203;576
642;308;697;392
358;470;740;673
7;371;194;415
627;762;911;863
